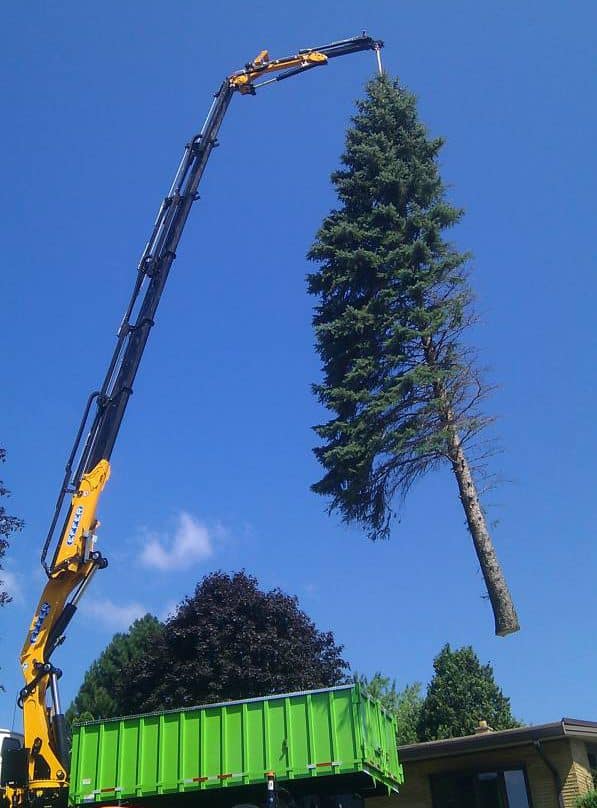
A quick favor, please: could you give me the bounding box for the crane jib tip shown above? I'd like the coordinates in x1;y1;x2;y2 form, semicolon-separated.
374;44;384;76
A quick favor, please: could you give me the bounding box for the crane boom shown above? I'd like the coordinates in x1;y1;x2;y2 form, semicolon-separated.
3;33;382;808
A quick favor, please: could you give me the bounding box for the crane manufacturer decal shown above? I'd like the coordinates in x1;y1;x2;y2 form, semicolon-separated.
29;602;51;644
66;505;84;546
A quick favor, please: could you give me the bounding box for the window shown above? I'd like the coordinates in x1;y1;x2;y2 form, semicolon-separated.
503;770;532;808
431;768;531;808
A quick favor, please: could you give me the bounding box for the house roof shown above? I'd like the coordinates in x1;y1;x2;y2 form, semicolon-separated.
399;719;597;762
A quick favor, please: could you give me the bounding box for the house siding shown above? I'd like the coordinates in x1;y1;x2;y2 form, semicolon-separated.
569;739;594;796
366;736;594;808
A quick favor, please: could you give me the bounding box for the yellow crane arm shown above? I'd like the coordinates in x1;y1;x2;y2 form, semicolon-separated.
229;49;328;93
228;35;382;94
16;460;110;799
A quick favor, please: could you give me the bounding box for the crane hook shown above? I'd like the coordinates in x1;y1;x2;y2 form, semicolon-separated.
374;43;384;76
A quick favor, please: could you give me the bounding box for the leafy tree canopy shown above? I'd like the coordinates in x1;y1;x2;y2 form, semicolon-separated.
417;644;520;740
67;614;162;723
355;672;423;745
115;571;348;714
0;447;23;606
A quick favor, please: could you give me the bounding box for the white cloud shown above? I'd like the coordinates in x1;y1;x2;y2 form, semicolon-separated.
82;598;146;631
1;570;23;603
140;512;214;571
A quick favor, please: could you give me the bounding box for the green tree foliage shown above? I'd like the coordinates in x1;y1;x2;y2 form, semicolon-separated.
67;614;163;722
0;448;23;606
307;75;518;636
394;682;424;745
355;672;423;745
417;644;519;740
576;791;597;808
117;571;348;714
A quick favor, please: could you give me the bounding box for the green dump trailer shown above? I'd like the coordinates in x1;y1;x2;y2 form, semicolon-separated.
69;684;403;808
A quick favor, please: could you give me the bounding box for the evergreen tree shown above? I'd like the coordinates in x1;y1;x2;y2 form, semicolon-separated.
0;447;23;606
307;75;519;636
118;571;348;713
355;672;423;745
67;614;163;722
417;643;519;740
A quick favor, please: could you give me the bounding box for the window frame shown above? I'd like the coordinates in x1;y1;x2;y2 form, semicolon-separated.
430;764;533;808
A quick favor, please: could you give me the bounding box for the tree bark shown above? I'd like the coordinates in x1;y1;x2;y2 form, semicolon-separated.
446;426;520;636
420;335;519;636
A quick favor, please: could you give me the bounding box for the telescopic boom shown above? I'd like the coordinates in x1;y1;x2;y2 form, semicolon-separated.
3;33;382;808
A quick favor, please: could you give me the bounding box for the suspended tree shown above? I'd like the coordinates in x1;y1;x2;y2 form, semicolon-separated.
307;76;519;635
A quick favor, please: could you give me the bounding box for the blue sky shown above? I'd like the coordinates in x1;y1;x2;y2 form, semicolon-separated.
1;2;596;730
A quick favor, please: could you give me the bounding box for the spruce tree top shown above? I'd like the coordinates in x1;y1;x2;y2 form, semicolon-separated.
308;76;486;541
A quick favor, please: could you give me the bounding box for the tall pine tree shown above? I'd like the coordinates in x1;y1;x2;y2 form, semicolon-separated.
308;76;519;636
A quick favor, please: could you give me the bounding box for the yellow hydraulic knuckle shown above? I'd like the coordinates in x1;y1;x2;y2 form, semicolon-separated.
80;459;111;493
253;50;269;66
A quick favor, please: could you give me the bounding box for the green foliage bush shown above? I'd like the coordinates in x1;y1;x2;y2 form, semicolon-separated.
417;644;519;740
576;791;597;808
354;672;423;745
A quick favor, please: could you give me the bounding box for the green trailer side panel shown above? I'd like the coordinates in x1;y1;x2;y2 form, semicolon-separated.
69;684;403;805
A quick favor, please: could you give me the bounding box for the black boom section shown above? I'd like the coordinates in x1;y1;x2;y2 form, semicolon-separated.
83;80;234;474
39;80;232;573
307;34;382;59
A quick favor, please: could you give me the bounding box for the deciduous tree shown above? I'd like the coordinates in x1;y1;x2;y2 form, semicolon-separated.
355;672;423;745
0;447;23;606
307;76;519;635
118;571;348;713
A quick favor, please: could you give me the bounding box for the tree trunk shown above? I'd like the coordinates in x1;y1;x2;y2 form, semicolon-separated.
420;334;519;637
446;426;520;636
